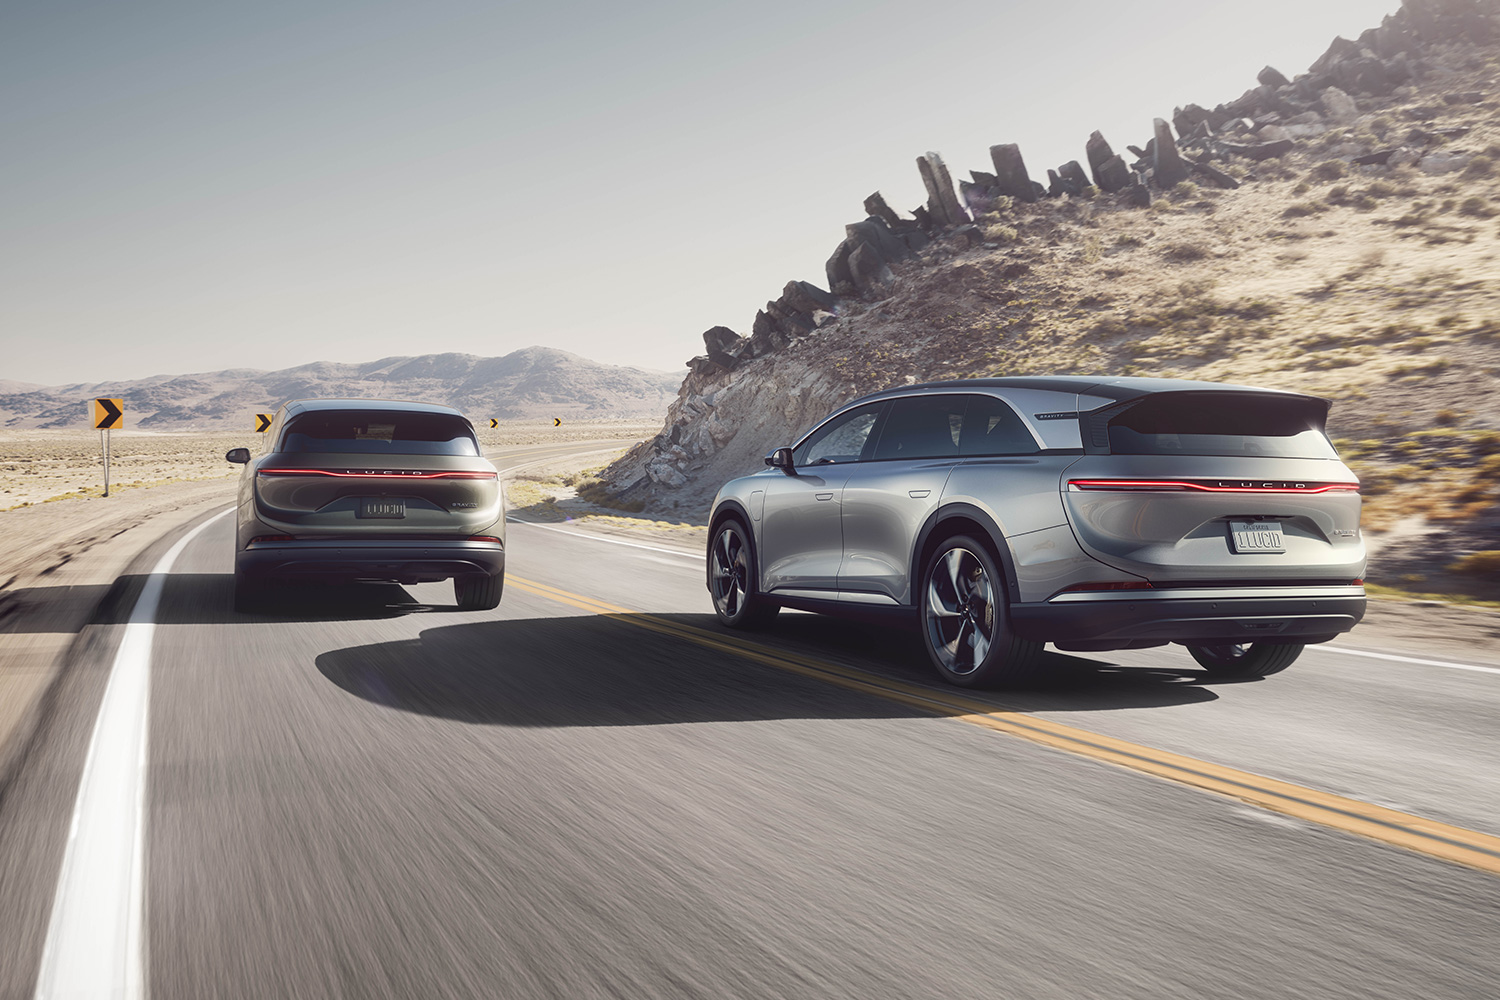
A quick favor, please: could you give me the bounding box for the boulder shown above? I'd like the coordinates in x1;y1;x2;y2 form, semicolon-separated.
959;180;993;216
825;240;857;297
1188;157;1241;189
1353;149;1398;165
1086;131;1130;192
917;152;970;228
702;326;740;355
1219;138;1295;160
749;312;790;357
1151;118;1191;189
1309;36;1362;77
1258;66;1292;88
783;280;836;314
989;143;1038;202
1124;176;1152;208
846;217;910;263
1173;104;1213;139
863;191;905;230
848;242;894;296
1321;86;1360;123
969;170;998;187
900;228;932;252
1059;160;1090;192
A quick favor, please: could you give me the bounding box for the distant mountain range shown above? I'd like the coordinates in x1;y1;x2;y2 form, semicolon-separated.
0;348;683;429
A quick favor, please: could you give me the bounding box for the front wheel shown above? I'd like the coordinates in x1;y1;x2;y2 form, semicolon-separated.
455;572;504;611
920;535;1042;688
1187;642;1303;678
709;519;779;628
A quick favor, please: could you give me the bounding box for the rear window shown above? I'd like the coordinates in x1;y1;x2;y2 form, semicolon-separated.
281;410;479;456
1106;392;1337;459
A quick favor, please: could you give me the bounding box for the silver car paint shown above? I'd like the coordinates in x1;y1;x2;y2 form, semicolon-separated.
710;378;1365;613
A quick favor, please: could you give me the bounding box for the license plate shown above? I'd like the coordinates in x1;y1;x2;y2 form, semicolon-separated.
358;498;405;519
1229;521;1284;553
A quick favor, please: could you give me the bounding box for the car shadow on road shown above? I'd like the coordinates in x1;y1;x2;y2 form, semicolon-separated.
0;574;456;630
314;612;1220;727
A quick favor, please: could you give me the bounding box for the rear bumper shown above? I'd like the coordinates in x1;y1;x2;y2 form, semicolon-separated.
236;538;504;584
1010;586;1366;646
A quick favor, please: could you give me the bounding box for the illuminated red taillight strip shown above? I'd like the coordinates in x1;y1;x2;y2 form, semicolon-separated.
1067;479;1359;494
258;469;497;480
468;536;502;544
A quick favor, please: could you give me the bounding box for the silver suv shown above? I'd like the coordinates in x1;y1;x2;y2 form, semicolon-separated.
226;399;505;611
706;377;1365;687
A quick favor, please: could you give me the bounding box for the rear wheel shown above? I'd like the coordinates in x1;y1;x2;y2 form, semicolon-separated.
1187;642;1303;678
920;535;1042;688
709;519;779;629
455;572;504;611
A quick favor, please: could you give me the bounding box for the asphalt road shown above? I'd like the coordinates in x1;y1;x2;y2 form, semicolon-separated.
3;441;1500;999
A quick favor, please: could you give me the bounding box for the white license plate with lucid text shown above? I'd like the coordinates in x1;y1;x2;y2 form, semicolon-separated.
358;498;406;519
1230;521;1284;554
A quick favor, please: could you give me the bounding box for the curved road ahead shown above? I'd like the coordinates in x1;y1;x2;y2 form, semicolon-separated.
3;441;1500;999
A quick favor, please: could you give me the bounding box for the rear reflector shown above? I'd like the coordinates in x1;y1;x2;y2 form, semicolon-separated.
467;536;502;544
258;469;497;480
1067;479;1359;494
248;535;295;545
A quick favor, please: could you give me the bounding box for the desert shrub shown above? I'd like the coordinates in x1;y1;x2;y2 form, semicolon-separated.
1172;180;1202;199
1459;196;1496;217
1434;408;1462;425
1326;184;1350;204
983;223;1019;243
1161;240;1211;262
1293;181;1312;195
1448;551;1500;575
1365;179;1398;198
1463;155;1495;178
1309;159;1348;182
1283;201;1327;218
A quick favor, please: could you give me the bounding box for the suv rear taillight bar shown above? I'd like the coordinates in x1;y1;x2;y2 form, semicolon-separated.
257;469;497;480
1067;479;1359;494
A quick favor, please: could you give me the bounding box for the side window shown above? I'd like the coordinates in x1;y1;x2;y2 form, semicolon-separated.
872;395;964;461
794;403;886;466
958;395;1038;456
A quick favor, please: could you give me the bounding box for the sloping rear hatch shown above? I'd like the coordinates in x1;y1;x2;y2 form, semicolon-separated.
1060;390;1365;584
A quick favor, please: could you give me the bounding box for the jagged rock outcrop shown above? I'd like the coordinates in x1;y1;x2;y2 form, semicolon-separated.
600;0;1500;512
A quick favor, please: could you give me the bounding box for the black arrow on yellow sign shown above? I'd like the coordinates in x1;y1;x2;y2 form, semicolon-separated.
489;419;498;429
93;398;123;430
553;418;562;427
255;413;273;433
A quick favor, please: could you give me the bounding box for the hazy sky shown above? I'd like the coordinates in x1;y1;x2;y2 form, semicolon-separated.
3;0;1399;387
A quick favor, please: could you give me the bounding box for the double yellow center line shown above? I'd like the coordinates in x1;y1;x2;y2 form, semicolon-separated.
510;574;1500;877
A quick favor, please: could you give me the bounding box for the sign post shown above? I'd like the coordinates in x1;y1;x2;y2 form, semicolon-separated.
92;398;124;497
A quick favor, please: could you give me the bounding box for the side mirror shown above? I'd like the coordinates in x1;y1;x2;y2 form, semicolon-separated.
765;447;795;474
225;448;251;465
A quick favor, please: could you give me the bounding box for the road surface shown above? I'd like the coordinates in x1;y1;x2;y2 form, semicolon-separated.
3;440;1498;999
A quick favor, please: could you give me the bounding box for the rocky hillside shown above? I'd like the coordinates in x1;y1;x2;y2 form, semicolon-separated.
601;0;1500;600
0;348;682;430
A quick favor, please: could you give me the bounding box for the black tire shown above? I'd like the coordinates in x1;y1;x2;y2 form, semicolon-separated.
455;572;504;611
1187;642;1304;678
708;518;779;629
920;534;1042;688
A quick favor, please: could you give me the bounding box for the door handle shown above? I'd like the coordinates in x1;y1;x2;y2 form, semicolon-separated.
908;490;931;499
815;493;834;501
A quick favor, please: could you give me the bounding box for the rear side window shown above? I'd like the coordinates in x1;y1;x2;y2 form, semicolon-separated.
873;395;963;460
958;394;1038;456
1106;392;1337;459
281;410;480;456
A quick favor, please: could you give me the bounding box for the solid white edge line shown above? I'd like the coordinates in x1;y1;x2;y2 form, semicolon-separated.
1308;644;1500;675
33;506;234;1000
507;516;701;560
